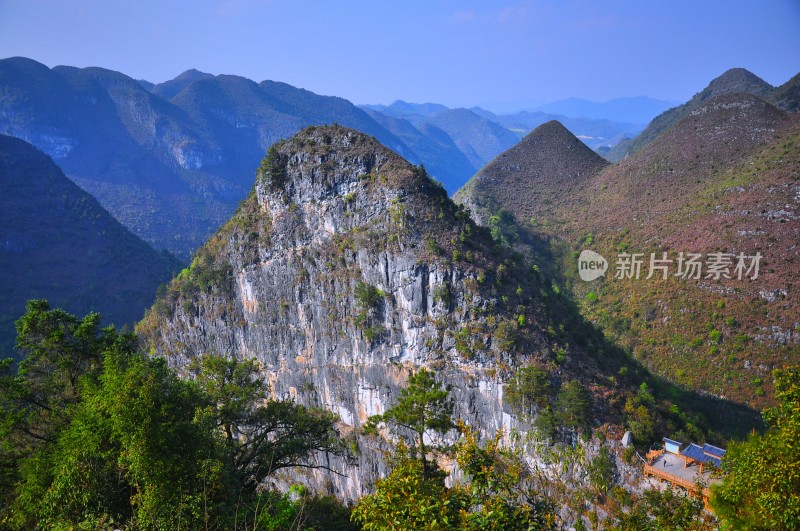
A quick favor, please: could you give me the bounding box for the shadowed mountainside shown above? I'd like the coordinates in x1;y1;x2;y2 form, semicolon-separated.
0;134;182;357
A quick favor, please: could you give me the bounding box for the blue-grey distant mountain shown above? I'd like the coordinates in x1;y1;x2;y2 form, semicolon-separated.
362;100;647;175
363;108;477;192
362;103;524;175
136;79;155;91
424;108;521;169
151;68;214;99
0;57;239;258
469;108;643;150
0;134;182;357
361;100;450;121
0;57;421;258
534;96;676;124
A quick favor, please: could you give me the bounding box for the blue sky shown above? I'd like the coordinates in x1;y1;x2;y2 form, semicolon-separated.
1;0;798;111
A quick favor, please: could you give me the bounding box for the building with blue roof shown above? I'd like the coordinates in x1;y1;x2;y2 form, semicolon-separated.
644;437;727;509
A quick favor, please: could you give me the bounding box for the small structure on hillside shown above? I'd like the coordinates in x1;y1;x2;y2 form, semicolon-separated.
643;437;726;508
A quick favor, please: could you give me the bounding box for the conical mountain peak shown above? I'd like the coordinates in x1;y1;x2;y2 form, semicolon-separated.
174;68;213;82
607;67;780;161
524;119;571;138
454;120;608;225
699;67;773;102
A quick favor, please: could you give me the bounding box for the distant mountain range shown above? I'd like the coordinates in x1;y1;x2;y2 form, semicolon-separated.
0;57;419;259
0;58;659;259
361;100;646;159
0;134;182;356
533;96;677;124
3;55;795;271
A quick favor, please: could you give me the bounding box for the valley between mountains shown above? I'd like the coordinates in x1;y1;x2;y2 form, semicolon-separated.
1;61;798;529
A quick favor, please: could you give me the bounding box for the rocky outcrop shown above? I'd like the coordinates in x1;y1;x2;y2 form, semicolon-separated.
139;125;619;502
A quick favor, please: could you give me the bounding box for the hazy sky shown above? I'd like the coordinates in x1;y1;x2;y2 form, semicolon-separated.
1;0;798;111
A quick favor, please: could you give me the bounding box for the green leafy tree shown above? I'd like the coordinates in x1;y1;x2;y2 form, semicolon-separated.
534;406;558;440
351;442;460;530
236;487;357;531
357;370;558;530
260;143;289;193
1;302;352;530
189;353;266;443
506;366;553;416
190;353;347;488
587;446;616;495
0;300;117;525
453;424;557;530
3;300;113;441
353;425;558;530
488;208;519;246
7;328;220;528
555;380;592;432
610;487;708;530
366;367;454;473
711;366;800;529
624;396;655;445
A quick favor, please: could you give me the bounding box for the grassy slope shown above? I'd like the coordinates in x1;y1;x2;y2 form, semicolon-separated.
516;96;799;411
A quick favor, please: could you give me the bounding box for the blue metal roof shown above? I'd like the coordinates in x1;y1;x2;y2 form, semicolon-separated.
681;443;722;467
663;437;682;447
703;443;726;458
681;443;707;462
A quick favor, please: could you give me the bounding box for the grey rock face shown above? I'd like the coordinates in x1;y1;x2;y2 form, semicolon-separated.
621;431;633;448
140;125;599;502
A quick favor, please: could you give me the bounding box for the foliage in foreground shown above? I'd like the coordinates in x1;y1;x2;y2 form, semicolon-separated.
1;302;791;529
0;300;352;530
356;368;557;529
710;365;800;529
352;428;558;531
355;367;721;530
608;487;708;530
364;367;454;472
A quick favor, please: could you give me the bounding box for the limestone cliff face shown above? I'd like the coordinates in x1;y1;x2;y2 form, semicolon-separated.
139;125;603;501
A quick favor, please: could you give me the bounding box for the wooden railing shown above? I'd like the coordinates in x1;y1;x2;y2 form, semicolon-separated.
644;463;711;506
646;448;664;461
